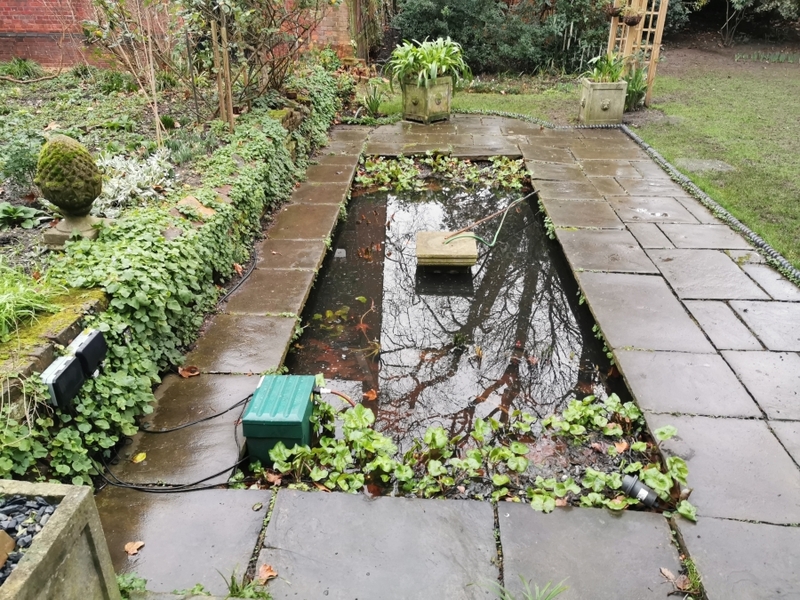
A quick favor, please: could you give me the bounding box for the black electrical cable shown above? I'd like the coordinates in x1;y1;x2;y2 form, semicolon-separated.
94;456;248;493
218;247;259;305
141;393;253;434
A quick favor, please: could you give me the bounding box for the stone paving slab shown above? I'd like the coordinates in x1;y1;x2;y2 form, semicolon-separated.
608;196;699;224
526;161;585;181
678;517;800;600
646;413;800;523
223;269;315;315
556;229;658;274
615;178;688;196
304;163;356;184
741;263;800;301
588;176;627;196
97;488;268;595
576;272;714;353
499;506;680;600
730;301;800;351
267;203;341;240
579;159;640;178
722;351;800;420
288;182;349;205
771;421;800;465
683;300;763;350
614;350;761;417
539;198;624;229
536;180;603;200
518;144;574;163
648;249;770;300
727;249;766;264
627;223;674;249
112;374;255;485
259;490;496;599
451;145;522;159
570;143;648;161
630;160;673;180
673;196;723;224
255;239;326;271
658;224;752;249
311;153;361;167
185;314;296;374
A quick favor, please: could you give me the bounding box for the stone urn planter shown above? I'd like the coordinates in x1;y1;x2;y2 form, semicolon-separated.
386;37;471;125
402;76;453;124
579;78;628;125
0;480;121;600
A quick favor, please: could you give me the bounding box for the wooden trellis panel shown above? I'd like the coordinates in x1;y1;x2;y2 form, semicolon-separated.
607;0;669;106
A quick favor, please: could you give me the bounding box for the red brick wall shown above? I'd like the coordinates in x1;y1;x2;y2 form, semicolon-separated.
0;0;353;66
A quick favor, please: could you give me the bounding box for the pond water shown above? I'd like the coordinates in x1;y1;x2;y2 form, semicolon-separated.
287;185;620;450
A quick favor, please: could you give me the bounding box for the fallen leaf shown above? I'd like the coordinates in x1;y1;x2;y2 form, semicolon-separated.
233;263;243;276
674;574;692;591
354;322;370;334
256;564;278;584
131;453;147;464
526;356;539;366
124;541;145;555
555;498;568;507
457;485;466;494
252;502;263;511
474;346;483;360
365;483;382;498
312;481;331;492
44;121;60;131
591;442;606;453
614;440;629;453
266;472;282;486
660;567;676;583
363;389;377;401
608;365;620;378
31;271;41;281
178;365;200;378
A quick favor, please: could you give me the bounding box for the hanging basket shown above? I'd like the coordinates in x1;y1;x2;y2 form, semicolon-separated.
603;4;624;19
623;14;643;26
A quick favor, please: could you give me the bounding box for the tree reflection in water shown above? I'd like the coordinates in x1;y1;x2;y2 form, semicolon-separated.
288;186;612;452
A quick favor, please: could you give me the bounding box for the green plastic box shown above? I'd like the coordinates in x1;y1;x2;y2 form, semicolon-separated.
242;375;315;463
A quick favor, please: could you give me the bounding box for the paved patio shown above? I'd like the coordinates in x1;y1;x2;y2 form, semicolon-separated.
97;116;800;599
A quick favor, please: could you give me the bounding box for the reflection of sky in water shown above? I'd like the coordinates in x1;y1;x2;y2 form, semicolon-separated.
376;188;601;447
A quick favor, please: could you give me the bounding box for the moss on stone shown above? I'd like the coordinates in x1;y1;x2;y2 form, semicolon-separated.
34;135;102;217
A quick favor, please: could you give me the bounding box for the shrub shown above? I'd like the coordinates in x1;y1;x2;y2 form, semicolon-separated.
0;134;42;190
0;58;44;80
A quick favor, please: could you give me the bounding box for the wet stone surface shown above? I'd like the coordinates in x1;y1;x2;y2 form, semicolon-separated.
730;301;800;351
648;413;800;523
770;421;800;465
722;351;800;420
683;300;763;350
658;224;751;249
741;263;800;301
679;517;800;600
648;249;769;300
556;229;658;274
576;272;714;353
267;203;341;240
608;196;699;224
255;239;326;271
0;495;58;585
97;488;268;595
259;490;496;599
615;350;761;417
540;198;624;229
499;505;680;600
223;268;315;315
626;223;674;249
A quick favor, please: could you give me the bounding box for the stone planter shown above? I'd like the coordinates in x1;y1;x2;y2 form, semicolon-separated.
578;78;628;126
0;480;121;600
402;76;452;124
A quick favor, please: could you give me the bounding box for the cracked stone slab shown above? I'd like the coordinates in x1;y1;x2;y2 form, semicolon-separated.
615;350;761;417
646;413;800;522
268;203;340;240
518;144;575;163
536;180;603;200
259;490;496;599
556;229;658;274
627;223;673;249
742;263;800;301
289;182;349;205
256;239;326;271
608;196;699;223
588;176;627;196
771;421;800;465
722;351;800;420
223;269;315;315
579;159;640;178
185;314;296;374
684;300;763;350
678;518;800;600
499;505;680;600
111;374;253;485
648;249;769;300
576;272;714;353
526;161;586;181
730;301;800;351
97;488;268;596
540;198;624;229
658;224;752;249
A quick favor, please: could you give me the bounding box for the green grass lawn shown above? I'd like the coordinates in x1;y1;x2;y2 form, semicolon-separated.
376;64;800;269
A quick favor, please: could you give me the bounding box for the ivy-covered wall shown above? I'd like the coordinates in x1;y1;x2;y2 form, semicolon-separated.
0;66;340;485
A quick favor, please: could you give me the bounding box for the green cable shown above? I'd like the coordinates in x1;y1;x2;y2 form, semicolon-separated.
444;196;528;248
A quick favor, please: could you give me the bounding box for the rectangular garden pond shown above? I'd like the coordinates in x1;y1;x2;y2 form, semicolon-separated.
287;183;625;450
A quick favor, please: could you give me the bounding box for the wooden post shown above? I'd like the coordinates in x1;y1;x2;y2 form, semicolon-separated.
220;12;235;132
211;20;226;124
645;0;669;106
